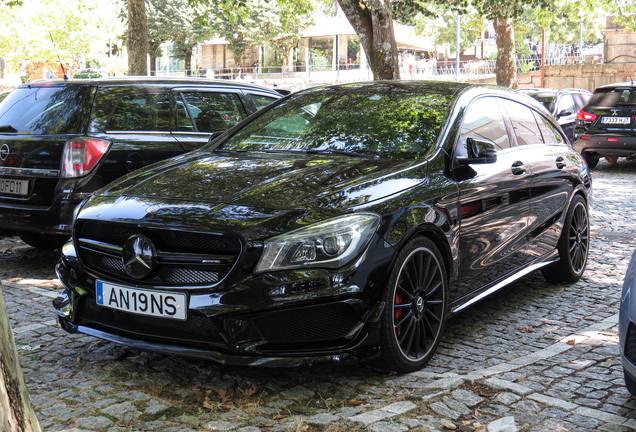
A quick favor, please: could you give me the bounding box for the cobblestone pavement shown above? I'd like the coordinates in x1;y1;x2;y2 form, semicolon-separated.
2;158;635;432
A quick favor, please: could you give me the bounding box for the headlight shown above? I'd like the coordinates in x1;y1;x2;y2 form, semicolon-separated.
255;213;381;273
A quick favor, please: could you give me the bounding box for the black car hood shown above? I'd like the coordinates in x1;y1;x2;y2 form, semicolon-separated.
97;151;428;211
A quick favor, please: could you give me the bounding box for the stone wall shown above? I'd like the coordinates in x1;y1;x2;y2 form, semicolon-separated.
473;63;636;91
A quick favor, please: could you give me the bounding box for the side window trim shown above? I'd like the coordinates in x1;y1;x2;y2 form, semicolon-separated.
170;90;197;133
173;89;250;135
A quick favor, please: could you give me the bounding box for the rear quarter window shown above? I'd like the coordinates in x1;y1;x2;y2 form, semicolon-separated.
107;93;170;131
0;85;94;134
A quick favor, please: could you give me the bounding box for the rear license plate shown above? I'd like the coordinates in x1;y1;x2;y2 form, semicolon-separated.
96;280;187;320
601;116;631;125
0;178;29;196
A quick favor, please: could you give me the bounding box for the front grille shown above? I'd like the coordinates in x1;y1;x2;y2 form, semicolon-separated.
252;303;360;344
78;295;225;346
76;222;241;286
625;322;636;364
80;222;242;254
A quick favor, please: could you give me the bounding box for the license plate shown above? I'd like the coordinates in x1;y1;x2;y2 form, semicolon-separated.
602;116;631;125
96;280;187;320
0;178;29;196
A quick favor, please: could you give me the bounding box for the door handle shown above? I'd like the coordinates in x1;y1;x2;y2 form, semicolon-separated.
556;156;566;169
511;161;526;175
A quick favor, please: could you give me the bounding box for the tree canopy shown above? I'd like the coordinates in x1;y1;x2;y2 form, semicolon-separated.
0;0;123;74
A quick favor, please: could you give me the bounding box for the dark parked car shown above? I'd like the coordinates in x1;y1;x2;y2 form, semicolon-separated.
54;81;592;372
573;82;636;168
620;249;636;396
0;77;280;248
518;87;591;142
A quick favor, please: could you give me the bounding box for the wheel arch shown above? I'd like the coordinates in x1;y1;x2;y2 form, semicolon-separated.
389;223;454;284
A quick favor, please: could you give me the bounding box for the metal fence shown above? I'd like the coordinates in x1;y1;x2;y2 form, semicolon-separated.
149;53;603;84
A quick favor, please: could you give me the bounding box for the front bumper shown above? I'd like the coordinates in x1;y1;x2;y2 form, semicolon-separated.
53;239;389;367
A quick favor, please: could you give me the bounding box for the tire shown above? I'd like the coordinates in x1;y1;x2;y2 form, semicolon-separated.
583;153;599;169
376;236;447;373
625;369;636;397
16;230;69;250
541;195;589;283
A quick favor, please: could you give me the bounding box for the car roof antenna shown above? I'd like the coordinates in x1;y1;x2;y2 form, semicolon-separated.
47;31;68;81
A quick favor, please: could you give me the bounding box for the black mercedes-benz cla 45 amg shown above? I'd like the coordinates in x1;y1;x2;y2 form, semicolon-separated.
54;81;592;372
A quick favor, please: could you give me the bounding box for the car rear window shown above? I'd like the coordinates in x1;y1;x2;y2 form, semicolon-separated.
0;85;94;134
587;87;636;108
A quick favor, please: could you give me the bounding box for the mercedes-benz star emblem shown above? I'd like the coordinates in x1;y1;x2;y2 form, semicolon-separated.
0;144;9;161
122;235;157;279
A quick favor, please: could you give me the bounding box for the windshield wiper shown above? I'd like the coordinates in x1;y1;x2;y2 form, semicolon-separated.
0;125;17;133
616;102;636;106
306;149;374;158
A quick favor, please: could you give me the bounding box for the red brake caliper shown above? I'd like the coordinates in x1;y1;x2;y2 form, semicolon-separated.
395;289;403;336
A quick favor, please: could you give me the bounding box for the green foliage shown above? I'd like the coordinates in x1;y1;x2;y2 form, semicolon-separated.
515;1;604;46
412;4;486;53
72;72;103;79
0;0;124;71
194;0;316;68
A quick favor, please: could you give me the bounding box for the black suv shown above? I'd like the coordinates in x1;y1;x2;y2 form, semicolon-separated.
573;82;636;168
0;77;280;248
518;87;591;142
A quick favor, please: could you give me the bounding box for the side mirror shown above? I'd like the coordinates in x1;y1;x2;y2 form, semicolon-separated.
557;109;573;119
456;137;498;165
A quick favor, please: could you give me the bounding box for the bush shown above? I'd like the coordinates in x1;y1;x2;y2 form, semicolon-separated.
73;73;102;79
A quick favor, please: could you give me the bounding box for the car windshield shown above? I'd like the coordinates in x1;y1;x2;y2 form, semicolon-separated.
0;85;93;134
587;87;636;108
215;85;453;159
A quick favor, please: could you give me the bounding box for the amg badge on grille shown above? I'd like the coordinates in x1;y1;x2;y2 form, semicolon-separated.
122;235;157;279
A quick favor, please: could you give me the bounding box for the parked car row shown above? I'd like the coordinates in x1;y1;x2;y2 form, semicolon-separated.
0;76;631;390
520;82;636;170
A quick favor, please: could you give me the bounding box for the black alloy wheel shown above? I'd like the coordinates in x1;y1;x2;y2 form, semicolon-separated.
541;195;589;282
377;236;447;373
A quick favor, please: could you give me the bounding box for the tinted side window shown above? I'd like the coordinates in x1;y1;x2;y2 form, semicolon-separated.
501;99;543;146
180;92;248;133
108;94;170;131
533;112;564;145
460;97;511;151
250;94;278;111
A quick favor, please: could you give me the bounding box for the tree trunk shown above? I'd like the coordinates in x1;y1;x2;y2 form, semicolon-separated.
184;47;192;76
149;56;157;76
127;0;149;76
0;283;42;432
337;0;400;80
493;16;517;88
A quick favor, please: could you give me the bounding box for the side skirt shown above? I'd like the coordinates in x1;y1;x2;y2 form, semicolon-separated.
448;250;559;316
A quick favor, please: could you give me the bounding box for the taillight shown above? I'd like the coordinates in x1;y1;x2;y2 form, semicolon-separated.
608;137;618;142
577;110;597;121
61;137;110;178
